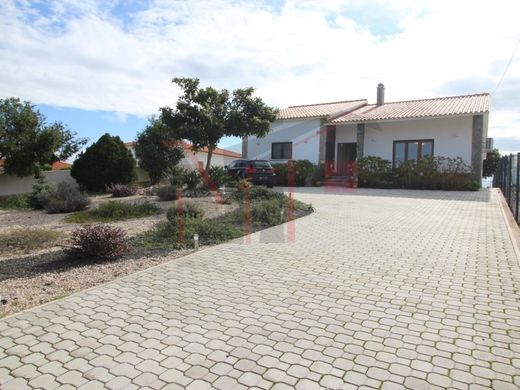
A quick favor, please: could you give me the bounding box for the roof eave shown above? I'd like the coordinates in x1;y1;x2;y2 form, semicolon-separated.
327;110;490;125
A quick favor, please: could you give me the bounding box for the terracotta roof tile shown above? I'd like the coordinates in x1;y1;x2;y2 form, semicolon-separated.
329;93;489;124
277;99;368;120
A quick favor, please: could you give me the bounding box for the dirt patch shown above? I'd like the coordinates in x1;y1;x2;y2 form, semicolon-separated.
0;248;196;317
0;194;236;317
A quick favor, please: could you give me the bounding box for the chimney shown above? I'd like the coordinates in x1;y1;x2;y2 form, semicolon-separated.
377;83;385;106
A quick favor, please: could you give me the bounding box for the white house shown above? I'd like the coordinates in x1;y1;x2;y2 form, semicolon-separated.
244;85;490;179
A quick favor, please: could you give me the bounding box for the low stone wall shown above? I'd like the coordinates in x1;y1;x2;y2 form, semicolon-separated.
0;170;77;196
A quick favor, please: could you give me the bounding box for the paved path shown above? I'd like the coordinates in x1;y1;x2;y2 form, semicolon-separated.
1;188;519;389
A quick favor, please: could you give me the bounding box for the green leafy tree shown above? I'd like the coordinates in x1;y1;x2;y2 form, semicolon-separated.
0;97;86;177
134;117;184;185
483;148;501;178
161;78;277;171
71;133;137;191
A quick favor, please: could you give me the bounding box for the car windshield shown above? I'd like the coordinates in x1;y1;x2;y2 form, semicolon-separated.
250;161;271;168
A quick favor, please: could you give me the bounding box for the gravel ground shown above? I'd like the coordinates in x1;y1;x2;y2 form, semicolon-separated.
0;194;236;317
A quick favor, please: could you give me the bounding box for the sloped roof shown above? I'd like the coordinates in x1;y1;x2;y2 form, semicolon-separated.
329;93;490;124
277;99;368;120
124;142;241;158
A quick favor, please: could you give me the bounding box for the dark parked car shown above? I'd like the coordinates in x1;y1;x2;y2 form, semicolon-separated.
225;159;275;187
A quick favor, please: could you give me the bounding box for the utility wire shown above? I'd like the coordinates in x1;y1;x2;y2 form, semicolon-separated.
492;38;520;95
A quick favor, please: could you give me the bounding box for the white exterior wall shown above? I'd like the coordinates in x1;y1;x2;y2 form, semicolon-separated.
361;116;474;164
129;146;238;172
0;170;77;196
335;124;357;144
247;118;321;164
181;151;237;169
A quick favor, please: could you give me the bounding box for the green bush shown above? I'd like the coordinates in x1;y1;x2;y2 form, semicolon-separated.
30;174;53;209
66;200;160;223
135;216;242;249
156;186;179;201
357;156;392;188
250;199;285;226
71;133;137;191
272;163;288;186
231;184;286;203
133;184;314;250
169;165;186;188
42;182;90;213
0;193;31;210
184;169;201;191
393;156;474;190
272;160;316;186
70;224;130;260
166;201;204;224
204;166;232;190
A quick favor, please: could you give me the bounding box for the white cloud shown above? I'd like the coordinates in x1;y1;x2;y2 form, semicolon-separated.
1;0;520;140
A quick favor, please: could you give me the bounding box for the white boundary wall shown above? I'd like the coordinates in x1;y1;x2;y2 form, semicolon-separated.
0;170;76;196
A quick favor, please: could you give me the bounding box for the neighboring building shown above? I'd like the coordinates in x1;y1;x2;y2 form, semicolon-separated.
124;142;241;182
244;85;491;179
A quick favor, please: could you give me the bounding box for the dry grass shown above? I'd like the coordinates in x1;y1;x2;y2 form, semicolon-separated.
0;229;64;253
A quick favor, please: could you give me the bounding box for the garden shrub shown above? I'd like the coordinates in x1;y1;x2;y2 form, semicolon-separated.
156;186;179;201
70;224;131;260
357;156;392;188
272;163;288;186
42;182;90;213
393;156;474;190
232;184;286;203
204;166;232;190
169;165;186;188
166;201;204;224
250;198;285;226
311;164;325;186
106;183;138;198
71;133;137;191
0;193;31;210
184;169;201;191
67;200;160;223
292;160;315;186
30;174;53;209
272;160;316;186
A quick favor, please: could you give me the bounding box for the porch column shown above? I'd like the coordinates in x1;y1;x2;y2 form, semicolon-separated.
471;115;484;180
356;123;365;159
318;119;327;164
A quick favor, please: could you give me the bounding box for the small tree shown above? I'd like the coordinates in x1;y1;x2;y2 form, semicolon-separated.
0;97;86;177
161;78;277;171
134;117;184;185
483;148;501;178
71;133;137;191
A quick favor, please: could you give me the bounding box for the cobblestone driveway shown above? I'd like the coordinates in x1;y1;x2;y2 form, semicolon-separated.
1;188;519;389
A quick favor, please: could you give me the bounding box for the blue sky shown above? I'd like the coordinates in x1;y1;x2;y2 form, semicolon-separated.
2;0;520;153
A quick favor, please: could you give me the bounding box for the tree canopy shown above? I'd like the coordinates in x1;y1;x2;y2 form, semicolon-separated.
134;117;185;185
483;148;501;178
0;97;86;177
71;133;137;191
161;78;277;170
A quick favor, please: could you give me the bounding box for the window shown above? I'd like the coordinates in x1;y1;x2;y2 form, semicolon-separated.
272;142;292;159
393;139;434;166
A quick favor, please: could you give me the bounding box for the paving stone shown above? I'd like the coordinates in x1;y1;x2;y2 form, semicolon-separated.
0;189;519;389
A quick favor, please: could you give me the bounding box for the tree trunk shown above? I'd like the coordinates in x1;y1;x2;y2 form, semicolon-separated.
205;147;214;172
